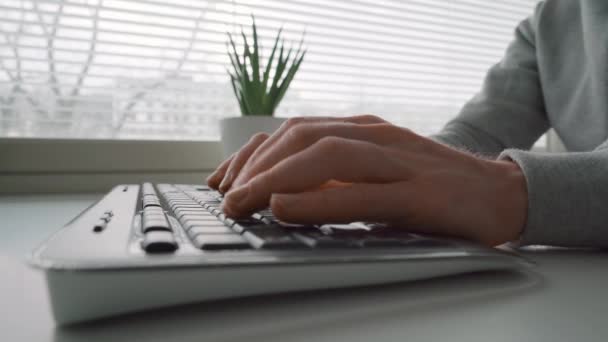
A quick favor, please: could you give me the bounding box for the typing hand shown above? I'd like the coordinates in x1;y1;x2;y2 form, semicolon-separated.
207;115;527;246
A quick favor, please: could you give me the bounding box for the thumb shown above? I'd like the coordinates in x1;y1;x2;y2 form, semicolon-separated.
270;182;398;224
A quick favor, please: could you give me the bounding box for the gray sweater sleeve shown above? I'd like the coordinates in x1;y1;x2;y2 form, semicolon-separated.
433;2;549;155
433;3;608;247
499;145;608;246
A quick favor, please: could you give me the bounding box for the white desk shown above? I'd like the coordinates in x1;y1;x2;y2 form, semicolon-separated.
2;194;608;342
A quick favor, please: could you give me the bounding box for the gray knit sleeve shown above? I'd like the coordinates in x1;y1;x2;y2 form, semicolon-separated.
432;2;549;154
499;144;608;247
429;2;608;247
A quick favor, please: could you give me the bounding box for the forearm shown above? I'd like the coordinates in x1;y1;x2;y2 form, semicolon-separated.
431;120;507;156
432;96;549;155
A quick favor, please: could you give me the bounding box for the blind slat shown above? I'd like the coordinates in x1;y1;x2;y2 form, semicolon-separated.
1;6;514;52
0;28;506;65
0;0;538;140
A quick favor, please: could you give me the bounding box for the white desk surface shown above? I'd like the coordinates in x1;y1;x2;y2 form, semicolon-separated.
2;194;607;342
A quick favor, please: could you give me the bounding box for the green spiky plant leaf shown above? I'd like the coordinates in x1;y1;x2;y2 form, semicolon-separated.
227;15;306;116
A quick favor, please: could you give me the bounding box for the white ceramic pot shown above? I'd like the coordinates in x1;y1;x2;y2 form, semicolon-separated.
219;116;286;158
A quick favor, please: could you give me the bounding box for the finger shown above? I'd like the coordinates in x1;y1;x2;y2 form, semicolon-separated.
206;153;235;190
218;132;269;193
269;182;406;224
264;114;387;150
271;180;481;243
237;114;387;181
231;121;406;188
223;137;410;217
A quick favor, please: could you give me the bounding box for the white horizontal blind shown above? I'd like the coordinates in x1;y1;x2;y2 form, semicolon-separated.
0;0;538;140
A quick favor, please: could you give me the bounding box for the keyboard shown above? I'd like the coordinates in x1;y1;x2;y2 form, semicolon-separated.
30;183;532;325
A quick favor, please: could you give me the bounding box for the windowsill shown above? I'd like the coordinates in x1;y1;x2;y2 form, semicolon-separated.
0;138;222;194
0;134;558;194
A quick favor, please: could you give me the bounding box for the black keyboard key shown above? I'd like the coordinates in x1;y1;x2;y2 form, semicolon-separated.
276;221;315;229
252;213;273;224
188;225;237;236
262;215;277;223
401;238;454;248
359;237;409;247
141;231;178;253
258;209;273;216
360;227;419;247
292;231;357;248
192;234;251;250
243;226;307;249
255;209;276;219
232;218;265;233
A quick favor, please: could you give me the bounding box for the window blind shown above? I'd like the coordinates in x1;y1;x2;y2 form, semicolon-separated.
0;0;538;140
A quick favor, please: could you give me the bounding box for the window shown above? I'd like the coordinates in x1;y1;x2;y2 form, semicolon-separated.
1;0;539;140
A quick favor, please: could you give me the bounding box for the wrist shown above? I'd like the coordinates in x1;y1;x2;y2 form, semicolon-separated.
487;159;528;244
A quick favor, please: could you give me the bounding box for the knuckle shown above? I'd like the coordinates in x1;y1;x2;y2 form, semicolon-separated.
378;124;415;141
376;123;398;133
285;124;312;145
284;117;307;129
393;125;415;139
226;152;237;162
367;123;408;143
399;126;415;136
356;114;385;123
316;136;345;153
249;132;269;143
232;145;246;161
398;127;424;146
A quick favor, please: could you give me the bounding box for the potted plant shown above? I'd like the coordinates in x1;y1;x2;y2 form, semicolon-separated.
220;16;306;157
